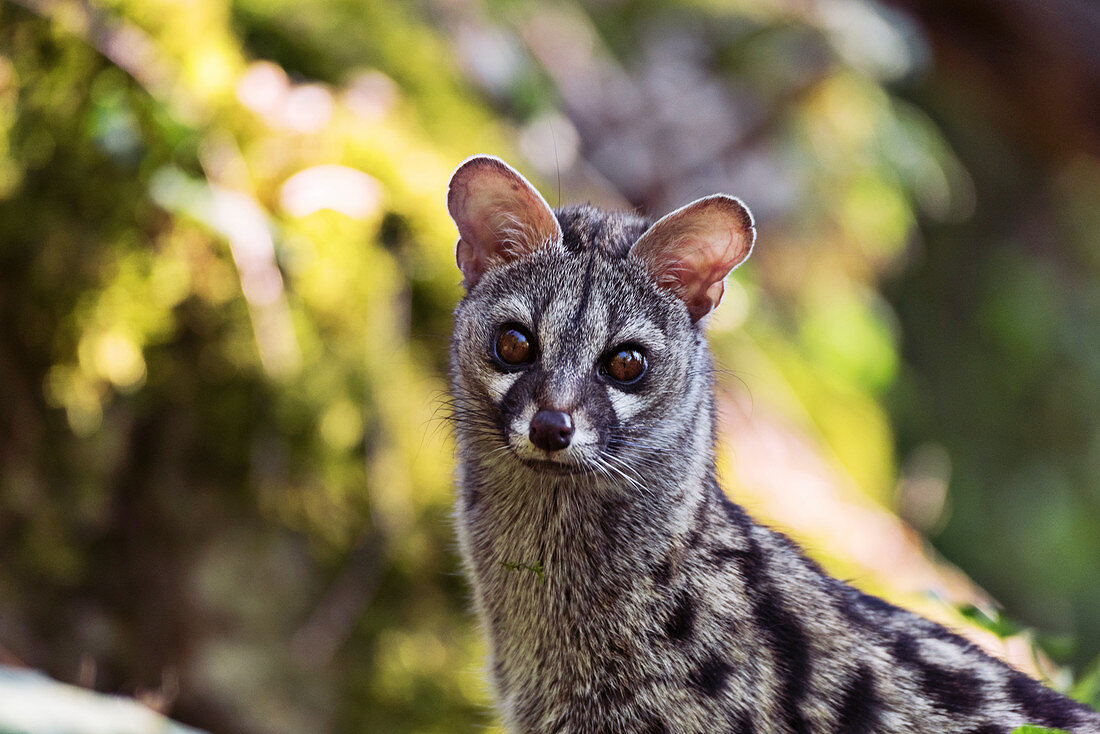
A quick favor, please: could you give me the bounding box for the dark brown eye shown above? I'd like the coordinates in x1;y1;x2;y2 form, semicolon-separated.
603;347;646;384
495;325;535;366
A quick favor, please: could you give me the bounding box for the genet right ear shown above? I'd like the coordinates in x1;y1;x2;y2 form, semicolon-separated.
446;155;562;288
630;195;755;322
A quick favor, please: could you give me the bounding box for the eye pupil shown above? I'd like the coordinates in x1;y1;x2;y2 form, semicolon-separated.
496;326;533;365
605;348;645;383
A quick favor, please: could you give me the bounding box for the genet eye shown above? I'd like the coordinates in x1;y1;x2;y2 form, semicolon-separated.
602;346;646;384
495;325;535;366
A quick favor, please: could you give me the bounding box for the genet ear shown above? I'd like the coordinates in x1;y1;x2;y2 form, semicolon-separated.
446;155;562;288
630;195;755;322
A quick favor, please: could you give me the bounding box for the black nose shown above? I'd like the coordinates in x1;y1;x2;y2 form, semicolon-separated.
529;410;574;452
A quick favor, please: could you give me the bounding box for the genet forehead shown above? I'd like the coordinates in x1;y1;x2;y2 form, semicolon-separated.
609;316;666;352
478;253;586;324
481;258;670;354
485;294;534;326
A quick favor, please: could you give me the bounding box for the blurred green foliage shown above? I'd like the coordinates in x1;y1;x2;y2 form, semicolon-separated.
0;0;499;730
0;0;1098;731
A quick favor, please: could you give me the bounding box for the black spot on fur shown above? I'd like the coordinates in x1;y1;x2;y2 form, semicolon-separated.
731;542;763;581
755;591;813;730
463;486;480;511
858;591;900;617
836;592;873;628
963;726;1006;734
687;494;713;548
737;532;813;731
716;487;752;531
595;680;632;708
652;556;672;586
891;632;921;666
689;654;733;698
838;587;903;629
731;710;756;734
892;633;984;714
925;621;980;651
665;591;696;642
1006;669;1087;729
835;664;879;733
640;713;670;734
923;663;984;713
710;546;742;564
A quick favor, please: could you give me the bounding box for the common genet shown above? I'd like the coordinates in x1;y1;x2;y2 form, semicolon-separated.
445;154;1100;734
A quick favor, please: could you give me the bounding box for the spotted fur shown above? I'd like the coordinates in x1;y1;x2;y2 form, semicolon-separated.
448;191;1100;732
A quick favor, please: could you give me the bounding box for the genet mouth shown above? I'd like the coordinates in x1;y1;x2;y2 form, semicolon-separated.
517;457;591;475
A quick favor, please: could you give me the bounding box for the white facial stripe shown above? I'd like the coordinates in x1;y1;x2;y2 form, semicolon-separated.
570;411;599;450
489;295;534;327
609;318;665;351
607;388;646;423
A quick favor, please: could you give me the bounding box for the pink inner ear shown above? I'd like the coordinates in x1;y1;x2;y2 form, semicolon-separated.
455;238;484;284
673;247;736;320
447;156;561;287
632;195;755;322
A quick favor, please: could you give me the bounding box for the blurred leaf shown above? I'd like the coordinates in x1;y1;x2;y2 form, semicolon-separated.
958;604;1025;640
1071;655;1100;710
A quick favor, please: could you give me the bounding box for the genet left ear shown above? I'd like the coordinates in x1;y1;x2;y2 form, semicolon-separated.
447;155;562;289
630;195;755;323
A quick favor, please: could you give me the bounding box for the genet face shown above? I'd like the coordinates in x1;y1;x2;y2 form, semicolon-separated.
451;242;698;481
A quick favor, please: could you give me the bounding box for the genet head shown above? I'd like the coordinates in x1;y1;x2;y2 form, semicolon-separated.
447;155;754;482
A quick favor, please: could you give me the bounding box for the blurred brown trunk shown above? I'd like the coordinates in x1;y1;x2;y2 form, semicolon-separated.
885;0;1100;158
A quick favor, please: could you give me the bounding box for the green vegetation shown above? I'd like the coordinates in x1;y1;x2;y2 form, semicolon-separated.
499;561;545;584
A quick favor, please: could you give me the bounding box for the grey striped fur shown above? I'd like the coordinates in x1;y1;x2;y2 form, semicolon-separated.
447;163;1100;734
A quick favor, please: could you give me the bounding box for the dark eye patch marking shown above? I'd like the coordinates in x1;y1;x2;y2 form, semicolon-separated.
498;368;541;429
